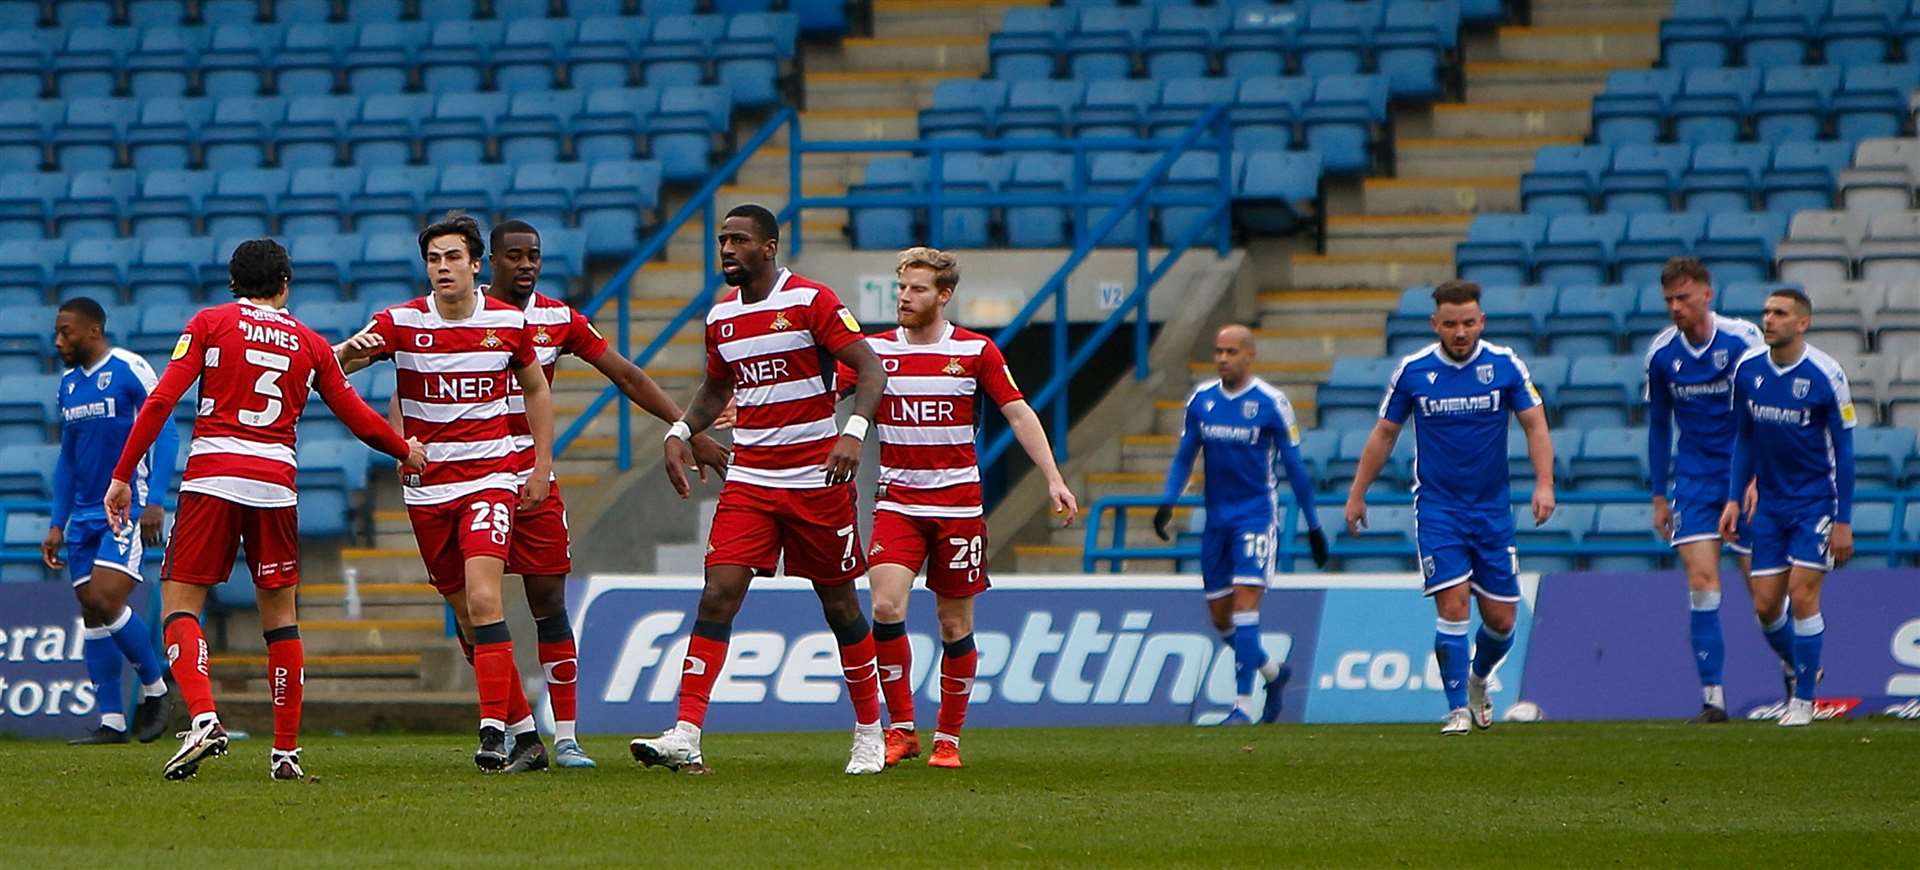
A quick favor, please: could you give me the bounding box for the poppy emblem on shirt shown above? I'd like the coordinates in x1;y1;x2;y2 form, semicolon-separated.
1242;400;1259;419
769;311;792;331
1792;377;1809;399
1712;349;1728;370
96;371;111;390
1476;364;1494;385
533;326;551;344
482;329;502;349
942;357;964;376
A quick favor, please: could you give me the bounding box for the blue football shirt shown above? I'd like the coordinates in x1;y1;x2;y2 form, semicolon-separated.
1727;343;1856;522
1645;314;1765;494
1379;341;1542;511
1161;377;1320;530
54;347;178;528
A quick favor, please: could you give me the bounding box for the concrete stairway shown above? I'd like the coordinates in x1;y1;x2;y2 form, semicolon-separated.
1012;0;1670;573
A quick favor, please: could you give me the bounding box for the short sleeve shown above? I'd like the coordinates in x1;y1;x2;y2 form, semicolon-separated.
565;307;609;364
805;285;865;354
509;321;537;370
978;340;1023;406
1828;365;1858;430
357;309;399;361
1380;365;1414;424
123;353;160;395
704;322;730;384
1506;357;1543;413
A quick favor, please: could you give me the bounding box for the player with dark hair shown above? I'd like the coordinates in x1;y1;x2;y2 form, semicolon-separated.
48;297;178;745
1722;289;1855;728
1644;257;1771;723
629;203;893;775
1345;280;1555;735
458;218;728;770
106;239;425;780
336;213;561;772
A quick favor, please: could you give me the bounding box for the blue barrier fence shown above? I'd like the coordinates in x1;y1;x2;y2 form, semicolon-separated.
1085;491;1920;573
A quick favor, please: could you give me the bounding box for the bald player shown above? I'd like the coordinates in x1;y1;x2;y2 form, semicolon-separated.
1154;325;1328;725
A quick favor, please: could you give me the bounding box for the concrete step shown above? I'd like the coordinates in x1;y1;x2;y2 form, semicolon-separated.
1494;23;1660;64
734;147;866;190
1325;212;1472;256
870;0;1045;39
1084;470;1182;497
1529;0;1671;26
802;70;976;112
1463;61;1639;103
1429;100;1590;139
1253;326;1384;360
300;580;444;605
1258;287;1404;317
1153;399;1185;435
1361;176;1519;215
1289;251;1454;288
1051;520;1172;550
809;35;989;74
1011;544;1088;573
1396;137;1580;180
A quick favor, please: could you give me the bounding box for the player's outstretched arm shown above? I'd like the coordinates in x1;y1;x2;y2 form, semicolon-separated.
1001;399;1078;526
333;331;385;375
312;349;413;464
821;337;886;486
1154;402;1201;541
1517;404;1556;526
1344;419;1403;535
514;363;555;509
46;423;74;569
1646;362;1675;538
590;350;729;479
1274;432;1329;567
664;375;733;498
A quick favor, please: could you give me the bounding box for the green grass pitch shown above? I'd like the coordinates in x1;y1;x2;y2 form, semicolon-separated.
3;721;1916;866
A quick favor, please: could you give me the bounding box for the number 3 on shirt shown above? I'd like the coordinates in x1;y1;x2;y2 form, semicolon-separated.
239;349;292;427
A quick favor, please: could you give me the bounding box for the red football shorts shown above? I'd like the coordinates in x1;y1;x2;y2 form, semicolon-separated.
706;481;865;585
161;492;302;589
407;489;517;596
508;479;571;578
869;510;990;598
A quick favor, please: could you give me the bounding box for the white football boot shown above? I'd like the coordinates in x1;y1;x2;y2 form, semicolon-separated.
1440;707;1472;736
845;722;885;775
630;722;707;772
1467;674;1494;730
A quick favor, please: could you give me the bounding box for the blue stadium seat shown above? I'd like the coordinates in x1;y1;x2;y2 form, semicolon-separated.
1384;285;1438;354
1479;285;1551;352
203;168;289;238
990;8;1067;80
1572;424;1650;489
422;91;509;166
1515;501;1594;572
1739;0;1826;68
130;303;196;355
1533;214;1628;287
1303;74;1387;176
573;86;655;162
567;16;646;90
420;0;485;19
0;1;38;28
936;154;1010;249
1523;356;1572;408
276;0;330;23
203;24;278;99
717;14;791;108
0;51;48;127
1376;0;1457;100
0;443;60;499
293;301;370;345
1156;150;1233;247
128;26;201;100
349;93;432;168
920;79;1008;141
279;94;356;171
282;167;362;237
1066;7;1148;81
502;161;588;230
577;159;663;256
132;236;215;305
0;303;54;359
538;228;586;281
1231;76;1309;151
1834;64;1919;142
1297;0;1377;79
651;86;732;181
352;165;437;238
202;96;286;171
1698;211;1790;283
422;21;502;95
351;234;417;303
1141;6;1224;81
996;80;1082;139
289;234;363;300
1592;69;1680;146
1751;65;1841;145
427;163;513;220
55;169;135;240
1236;149;1321;235
1072;79;1155;139
1456;214;1546;287
0;239;62;292
0;171;63;241
1087;152;1157;247
1823;0;1901;65
642;15;721;88
124;97;205;173
53;98;135;173
1147;76;1234;139
1338;504;1416;573
1853;426;1916;486
54;27;126;99
849;158;926;250
57;0;115;27
276;22;347;98
1763;140;1849;213
1004;153;1073;248
1659;0;1743;70
1561;360;1644;430
1851;501;1896;550
1317;356;1401;429
1220;3;1300;79
1585;502;1662;570
492;19;572;94
346;22;427;97
1520;144;1609;217
1616;212;1708;285
1680;143;1770;214
131;169;214;239
201;0;263;24
1672;68;1760;145
1600;143;1692;215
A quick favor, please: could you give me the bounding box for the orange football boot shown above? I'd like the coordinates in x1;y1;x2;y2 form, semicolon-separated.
927;738;962;769
884;726;920;767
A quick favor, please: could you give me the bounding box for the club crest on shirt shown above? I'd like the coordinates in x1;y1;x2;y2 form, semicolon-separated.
942;357;965;376
533;326;551;344
482;329;502;349
1713;349;1728;370
1476;364;1494;385
95;370;111;390
1242;400;1259;419
769;311;792;331
1792;377;1809;398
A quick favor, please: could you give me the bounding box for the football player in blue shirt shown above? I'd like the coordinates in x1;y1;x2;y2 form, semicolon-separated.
1721;287;1855;728
43;298;179;744
1153;324;1329;726
1344;281;1555;735
1644;258;1771;724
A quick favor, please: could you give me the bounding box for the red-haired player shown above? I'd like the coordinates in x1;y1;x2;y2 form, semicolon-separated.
105;239;424;781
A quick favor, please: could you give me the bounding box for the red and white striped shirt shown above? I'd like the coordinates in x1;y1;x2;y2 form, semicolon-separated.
498;288;608;481
360;291;536;506
111;299;410;507
858;323;1022;518
704;268;865;489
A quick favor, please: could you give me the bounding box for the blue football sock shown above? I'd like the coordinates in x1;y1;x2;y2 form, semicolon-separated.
1230;612;1266;698
82;624;125;728
1761;608;1795;670
1470;623;1515;680
1689;590;1725;691
1792;613;1824;702
106;607;167;690
1435;618;1470;710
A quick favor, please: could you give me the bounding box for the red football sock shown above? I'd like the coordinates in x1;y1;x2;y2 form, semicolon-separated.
537;638;578;733
677;631;728;728
505;657;533;729
872;622;915;727
838;631;882;728
471;627;515;727
265;628;304;751
936;636;978;738
163;613;216;720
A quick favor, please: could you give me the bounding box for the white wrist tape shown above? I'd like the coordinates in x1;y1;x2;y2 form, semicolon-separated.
842;416;870;442
665;421;692;443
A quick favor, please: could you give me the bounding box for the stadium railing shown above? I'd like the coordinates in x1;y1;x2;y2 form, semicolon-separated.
1083;491;1920;574
785;104;1236;469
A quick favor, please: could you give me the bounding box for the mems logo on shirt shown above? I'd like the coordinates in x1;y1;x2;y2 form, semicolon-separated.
1416;392;1502;416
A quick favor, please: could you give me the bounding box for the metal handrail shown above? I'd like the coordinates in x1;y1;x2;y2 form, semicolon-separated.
1083;491;1920;573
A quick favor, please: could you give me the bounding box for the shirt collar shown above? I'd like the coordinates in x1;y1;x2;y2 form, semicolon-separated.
1433;341;1485;369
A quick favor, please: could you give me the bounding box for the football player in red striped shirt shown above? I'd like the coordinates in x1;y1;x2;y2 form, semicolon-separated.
473;219;728;770
629;204;891;775
105;239;425;781
854;247;1076;769
336;214;559;773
